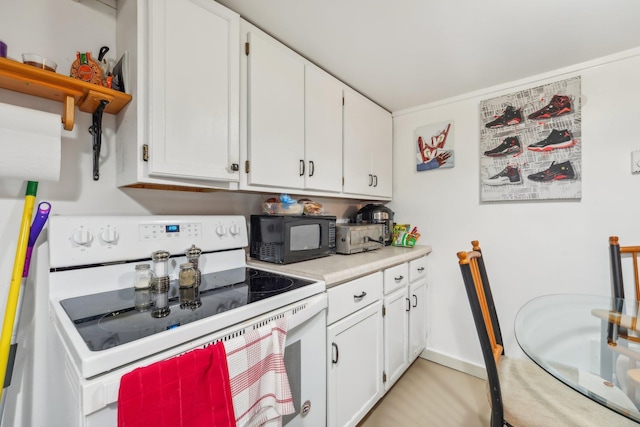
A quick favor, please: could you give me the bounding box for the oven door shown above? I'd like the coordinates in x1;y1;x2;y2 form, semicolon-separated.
49;293;327;427
282;296;327;426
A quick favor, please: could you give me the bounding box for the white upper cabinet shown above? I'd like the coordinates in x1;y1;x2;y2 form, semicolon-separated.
245;26;305;189
116;0;240;190
304;65;344;193
343;88;393;199
241;21;343;194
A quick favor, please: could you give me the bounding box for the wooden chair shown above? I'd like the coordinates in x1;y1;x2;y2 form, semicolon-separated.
609;236;640;398
458;242;637;427
610;236;640;301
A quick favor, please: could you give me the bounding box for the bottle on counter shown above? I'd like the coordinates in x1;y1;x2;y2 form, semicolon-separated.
179;262;196;288
150;250;171;318
133;263;154;311
179;262;201;310
185;245;202;288
134;263;153;289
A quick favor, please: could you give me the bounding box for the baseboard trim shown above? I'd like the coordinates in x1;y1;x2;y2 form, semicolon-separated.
419;349;487;380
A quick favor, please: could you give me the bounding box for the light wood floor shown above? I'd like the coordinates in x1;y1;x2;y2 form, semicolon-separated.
358;358;491;427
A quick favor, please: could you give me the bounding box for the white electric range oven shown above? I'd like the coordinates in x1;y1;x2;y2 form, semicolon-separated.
38;215;326;427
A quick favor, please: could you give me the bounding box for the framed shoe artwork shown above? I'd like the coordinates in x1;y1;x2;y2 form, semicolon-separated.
415;120;455;171
479;76;581;201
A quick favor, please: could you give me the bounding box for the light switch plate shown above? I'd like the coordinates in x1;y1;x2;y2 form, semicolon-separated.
633;151;640;174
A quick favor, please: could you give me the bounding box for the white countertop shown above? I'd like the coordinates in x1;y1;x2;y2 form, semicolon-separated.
247;245;432;288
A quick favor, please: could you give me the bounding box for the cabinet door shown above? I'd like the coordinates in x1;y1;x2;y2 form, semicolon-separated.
343;88;392;198
148;0;239;182
327;301;383;427
304;66;343;192
246;29;305;189
383;286;409;390
409;278;428;361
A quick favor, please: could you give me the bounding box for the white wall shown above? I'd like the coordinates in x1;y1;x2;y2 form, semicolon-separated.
390;48;640;372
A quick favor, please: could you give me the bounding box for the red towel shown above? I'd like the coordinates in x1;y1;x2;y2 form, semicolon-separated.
224;318;294;427
117;341;235;427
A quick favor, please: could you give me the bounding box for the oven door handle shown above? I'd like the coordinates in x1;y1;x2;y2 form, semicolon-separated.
287;293;327;331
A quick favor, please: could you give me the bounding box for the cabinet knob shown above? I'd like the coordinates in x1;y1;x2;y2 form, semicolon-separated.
309;160;315;177
413;294;418;308
369;174;373;186
406;297;411;312
417;267;425;272
394;275;404;282
331;342;339;364
299;159;305;176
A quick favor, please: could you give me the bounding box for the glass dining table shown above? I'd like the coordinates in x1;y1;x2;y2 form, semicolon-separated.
515;294;640;423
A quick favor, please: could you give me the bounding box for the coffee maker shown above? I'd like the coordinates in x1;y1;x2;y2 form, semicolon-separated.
354;204;395;246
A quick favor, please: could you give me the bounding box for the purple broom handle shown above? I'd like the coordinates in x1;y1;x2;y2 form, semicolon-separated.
22;202;51;278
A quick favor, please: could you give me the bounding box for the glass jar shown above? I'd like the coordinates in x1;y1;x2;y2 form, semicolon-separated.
151;250;170;277
185;245;202;288
134;263;153;289
179;262;196;288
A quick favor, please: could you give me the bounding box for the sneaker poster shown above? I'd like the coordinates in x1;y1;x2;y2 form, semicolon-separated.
415;121;455;171
479;76;581;202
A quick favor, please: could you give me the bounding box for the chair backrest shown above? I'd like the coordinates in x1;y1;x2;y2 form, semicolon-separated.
470;240;504;349
458;243;504;427
609;236;640;300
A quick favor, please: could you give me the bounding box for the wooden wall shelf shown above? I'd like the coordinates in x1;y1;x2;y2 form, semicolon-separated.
0;57;132;130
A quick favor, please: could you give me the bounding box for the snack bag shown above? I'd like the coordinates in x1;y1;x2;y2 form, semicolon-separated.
392;224;421;247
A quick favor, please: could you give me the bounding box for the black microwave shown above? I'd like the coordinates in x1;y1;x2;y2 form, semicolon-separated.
250;215;337;264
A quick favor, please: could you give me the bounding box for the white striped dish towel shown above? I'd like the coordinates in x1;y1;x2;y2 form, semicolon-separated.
224;317;294;427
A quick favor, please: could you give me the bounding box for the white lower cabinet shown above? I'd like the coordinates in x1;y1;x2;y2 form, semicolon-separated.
327;273;384;427
325;258;428;425
383;286;409;389
382;257;428;390
408;256;428;361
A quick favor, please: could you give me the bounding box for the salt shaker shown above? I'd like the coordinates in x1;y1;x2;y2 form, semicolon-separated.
150;250;171;318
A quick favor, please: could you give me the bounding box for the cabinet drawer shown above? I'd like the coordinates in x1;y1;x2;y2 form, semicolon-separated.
327;272;383;325
383;263;409;294
409;256;428;282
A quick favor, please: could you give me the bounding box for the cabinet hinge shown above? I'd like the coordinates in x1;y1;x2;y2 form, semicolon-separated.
382;306;386;317
245;42;250;56
245;160;250;173
383;371;387;383
342;176;344;186
142;144;149;162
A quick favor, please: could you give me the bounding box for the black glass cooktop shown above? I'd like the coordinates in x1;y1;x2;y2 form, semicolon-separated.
60;268;314;352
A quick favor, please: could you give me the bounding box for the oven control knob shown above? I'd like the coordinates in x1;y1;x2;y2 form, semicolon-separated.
72;228;93;246
215;224;227;237
100;227;119;244
229;224;241;236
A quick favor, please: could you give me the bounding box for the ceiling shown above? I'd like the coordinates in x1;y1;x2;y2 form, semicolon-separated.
216;0;640;112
